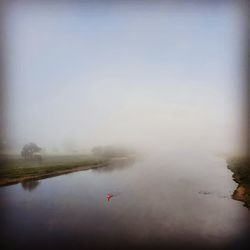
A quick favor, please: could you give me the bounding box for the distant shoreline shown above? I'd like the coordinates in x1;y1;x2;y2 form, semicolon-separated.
0;154;136;187
0;162;109;187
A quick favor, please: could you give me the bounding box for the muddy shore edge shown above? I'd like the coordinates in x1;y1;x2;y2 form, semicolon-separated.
227;158;250;209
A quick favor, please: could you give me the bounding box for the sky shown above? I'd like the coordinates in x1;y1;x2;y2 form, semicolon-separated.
4;1;246;154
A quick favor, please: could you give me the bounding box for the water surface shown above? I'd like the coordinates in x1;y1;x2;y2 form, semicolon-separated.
1;151;249;249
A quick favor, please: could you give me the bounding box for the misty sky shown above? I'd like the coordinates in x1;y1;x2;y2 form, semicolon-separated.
4;1;245;153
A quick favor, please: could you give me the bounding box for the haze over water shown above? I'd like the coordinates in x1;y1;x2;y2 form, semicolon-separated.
1;1;249;249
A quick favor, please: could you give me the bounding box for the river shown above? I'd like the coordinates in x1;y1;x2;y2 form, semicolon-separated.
1;151;249;249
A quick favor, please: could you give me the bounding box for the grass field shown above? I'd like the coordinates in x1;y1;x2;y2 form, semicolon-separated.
0;154;109;186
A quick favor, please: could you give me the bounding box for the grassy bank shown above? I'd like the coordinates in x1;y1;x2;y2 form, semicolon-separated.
227;157;250;208
0;154;110;186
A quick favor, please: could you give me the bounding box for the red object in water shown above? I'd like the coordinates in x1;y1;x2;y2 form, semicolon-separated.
107;193;113;202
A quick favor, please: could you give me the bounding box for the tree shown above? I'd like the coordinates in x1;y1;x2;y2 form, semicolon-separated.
21;143;42;160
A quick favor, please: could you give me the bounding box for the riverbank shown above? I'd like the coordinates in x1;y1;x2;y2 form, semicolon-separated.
227;157;250;209
0;154;110;186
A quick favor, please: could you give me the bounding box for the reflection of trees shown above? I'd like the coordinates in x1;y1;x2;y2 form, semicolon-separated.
93;158;135;173
21;180;40;192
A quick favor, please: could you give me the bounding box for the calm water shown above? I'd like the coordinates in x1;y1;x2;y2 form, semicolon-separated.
1;151;250;249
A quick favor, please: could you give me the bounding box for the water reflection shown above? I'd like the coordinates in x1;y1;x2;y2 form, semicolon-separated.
93;157;135;173
21;180;40;192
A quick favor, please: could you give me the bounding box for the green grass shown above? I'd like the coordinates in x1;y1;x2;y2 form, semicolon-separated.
0;154;109;184
227;157;250;208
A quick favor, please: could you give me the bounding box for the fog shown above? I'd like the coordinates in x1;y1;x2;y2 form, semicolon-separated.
4;1;245;156
2;3;250;249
